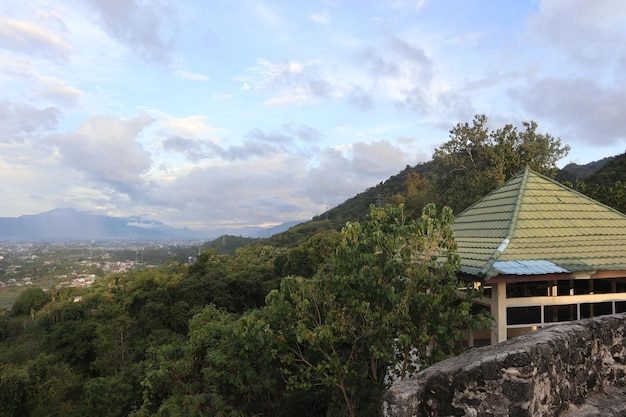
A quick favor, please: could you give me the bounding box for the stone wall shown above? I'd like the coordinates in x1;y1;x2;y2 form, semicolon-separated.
384;314;626;417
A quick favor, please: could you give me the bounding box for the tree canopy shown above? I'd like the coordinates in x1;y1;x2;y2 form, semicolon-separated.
432;114;570;213
265;204;489;416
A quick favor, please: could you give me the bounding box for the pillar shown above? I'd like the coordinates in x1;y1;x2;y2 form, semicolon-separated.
491;281;508;344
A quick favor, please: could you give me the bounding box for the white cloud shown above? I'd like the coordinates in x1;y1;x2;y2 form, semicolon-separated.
35;76;83;105
155;115;226;163
510;77;626;147
0;16;72;59
0;56;83;107
350;140;407;177
160;115;219;138
499;0;626;158
0;137;73;217
389;0;427;11
50;113;155;192
36;126;411;230
237;59;336;105
176;70;210;81
282;124;322;143
0;57;36;79
152;138;408;229
299;140;408;207
2;0;625;230
528;0;626;66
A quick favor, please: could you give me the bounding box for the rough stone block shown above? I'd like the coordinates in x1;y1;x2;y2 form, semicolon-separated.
384;314;626;417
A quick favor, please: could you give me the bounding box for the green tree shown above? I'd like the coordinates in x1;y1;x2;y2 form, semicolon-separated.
226;245;281;312
0;310;8;342
0;354;82;417
391;171;433;218
266;204;489;417
432;114;570;213
79;375;135;417
12;287;50;316
276;229;342;278
175;250;233;314
92;304;135;376
0;363;31;417
137;305;292;417
24;353;82;417
573;180;626;214
43;317;97;375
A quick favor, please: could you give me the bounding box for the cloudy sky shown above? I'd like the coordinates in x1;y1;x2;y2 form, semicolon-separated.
1;0;625;232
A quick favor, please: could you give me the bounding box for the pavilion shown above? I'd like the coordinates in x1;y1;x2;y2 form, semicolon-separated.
452;166;626;345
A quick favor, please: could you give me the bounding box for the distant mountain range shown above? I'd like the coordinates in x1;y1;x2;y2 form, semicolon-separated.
0;208;301;242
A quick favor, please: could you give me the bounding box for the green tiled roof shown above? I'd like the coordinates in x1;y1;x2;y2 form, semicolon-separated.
452;166;626;279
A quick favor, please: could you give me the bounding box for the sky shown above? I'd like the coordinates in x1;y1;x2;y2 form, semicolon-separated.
1;0;625;232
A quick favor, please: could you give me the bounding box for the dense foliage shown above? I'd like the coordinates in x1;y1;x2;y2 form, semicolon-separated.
264;204;488;416
432;114;570;214
568;153;626;214
0;204;488;417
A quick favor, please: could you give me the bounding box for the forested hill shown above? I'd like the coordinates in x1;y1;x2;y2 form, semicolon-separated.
584;153;626;185
205;153;624;254
200;162;435;252
556;156;614;183
310;161;434;228
304;155;624;234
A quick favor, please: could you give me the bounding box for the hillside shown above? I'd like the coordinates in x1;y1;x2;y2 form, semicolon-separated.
584;152;626;185
202;235;261;254
309;156;620;234
310;161;434;228
257;155;622;251
556;156;614;183
309;155;623;232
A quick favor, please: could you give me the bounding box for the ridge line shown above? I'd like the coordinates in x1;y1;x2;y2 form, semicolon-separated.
478;165;530;279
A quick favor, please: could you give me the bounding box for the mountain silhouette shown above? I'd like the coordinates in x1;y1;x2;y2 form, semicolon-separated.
0;208;205;241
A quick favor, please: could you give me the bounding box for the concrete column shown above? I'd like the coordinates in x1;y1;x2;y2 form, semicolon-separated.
491;282;508;344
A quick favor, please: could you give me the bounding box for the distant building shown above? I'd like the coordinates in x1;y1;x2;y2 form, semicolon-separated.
453;166;626;345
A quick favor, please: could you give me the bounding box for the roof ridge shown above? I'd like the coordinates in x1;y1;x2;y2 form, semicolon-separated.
478;165;530;278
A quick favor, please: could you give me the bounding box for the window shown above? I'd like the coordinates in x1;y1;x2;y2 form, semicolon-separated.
593;280;614;294
544;304;576;322
507;306;541;325
506;281;549;298
580;302;613;319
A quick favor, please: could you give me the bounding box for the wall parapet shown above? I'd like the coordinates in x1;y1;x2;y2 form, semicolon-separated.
384;314;626;417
